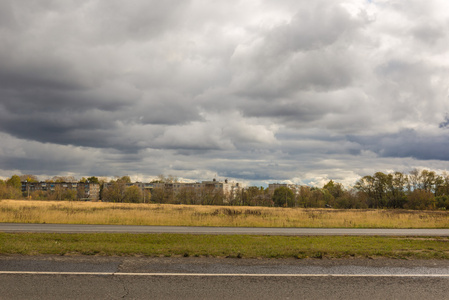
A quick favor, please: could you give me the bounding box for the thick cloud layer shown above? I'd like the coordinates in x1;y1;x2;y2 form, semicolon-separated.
1;0;449;186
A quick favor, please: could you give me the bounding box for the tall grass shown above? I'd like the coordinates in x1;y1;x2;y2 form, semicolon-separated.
1;200;449;228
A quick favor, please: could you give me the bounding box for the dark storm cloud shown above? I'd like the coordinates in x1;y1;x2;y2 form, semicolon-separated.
349;129;449;161
229;2;367;127
0;0;202;137
0;156;78;174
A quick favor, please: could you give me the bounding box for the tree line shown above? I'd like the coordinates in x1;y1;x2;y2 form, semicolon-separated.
2;170;449;210
353;169;449;210
267;169;449;209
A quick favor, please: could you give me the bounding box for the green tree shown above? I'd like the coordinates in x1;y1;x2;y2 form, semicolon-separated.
87;176;100;184
323;180;345;199
309;188;326;208
48;185;64;201
297;186;312;207
199;186;224;205
7;175;22;190
273;187;295;207
143;189;151;203
123;186;143;203
177;187;197;204
419;170;438;194
30;190;47;200
19;174;38;183
323;180;345;207
151;187;167;203
243;186;264;206
436;195;449;210
101;180;126;202
386;172;407;208
437;173;449;196
252;187;273;207
355;173;390;208
119;176;131;184
0;177;22;200
406;189;435;210
63;189;77;201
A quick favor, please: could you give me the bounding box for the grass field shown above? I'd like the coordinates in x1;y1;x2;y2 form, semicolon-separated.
1;200;449;228
1;233;448;259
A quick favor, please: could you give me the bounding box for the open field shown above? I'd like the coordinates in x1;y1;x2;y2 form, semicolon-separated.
1;200;449;228
1;233;449;259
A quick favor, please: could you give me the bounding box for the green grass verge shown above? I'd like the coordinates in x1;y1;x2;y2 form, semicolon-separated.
1;233;449;259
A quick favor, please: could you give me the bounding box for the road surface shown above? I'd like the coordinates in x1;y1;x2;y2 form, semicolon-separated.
1;223;449;236
1;256;449;299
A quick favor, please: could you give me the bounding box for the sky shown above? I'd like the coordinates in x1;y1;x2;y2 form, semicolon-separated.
1;0;449;187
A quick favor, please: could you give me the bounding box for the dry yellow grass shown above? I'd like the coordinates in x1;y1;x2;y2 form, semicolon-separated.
1;199;449;228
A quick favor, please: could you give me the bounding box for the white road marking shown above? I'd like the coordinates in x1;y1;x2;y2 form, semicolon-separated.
1;271;449;277
0;271;113;276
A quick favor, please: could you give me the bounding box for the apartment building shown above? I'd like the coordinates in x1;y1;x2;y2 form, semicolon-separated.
200;179;241;198
21;181;100;200
104;179;241;199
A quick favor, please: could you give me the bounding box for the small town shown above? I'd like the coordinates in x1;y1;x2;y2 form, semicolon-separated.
15;174;295;206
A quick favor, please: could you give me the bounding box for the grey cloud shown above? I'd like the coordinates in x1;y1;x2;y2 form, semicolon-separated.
152;123;229;152
373;56;448;126
264;2;363;54
349;129;449;161
0;0;213;153
439;115;449;129
411;21;446;45
82;0;191;44
1;0;190;44
124;90;205;126
391;1;448;46
235;50;359;101
0;53;96;91
1;82;135;113
240;98;324;122
229;3;368;127
377;59;430;86
0;156;80;175
237;87;368;133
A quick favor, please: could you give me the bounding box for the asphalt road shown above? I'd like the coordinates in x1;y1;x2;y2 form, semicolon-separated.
2;256;449;299
2;223;449;236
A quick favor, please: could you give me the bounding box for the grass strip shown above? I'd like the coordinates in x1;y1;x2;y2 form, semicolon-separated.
1;233;449;259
